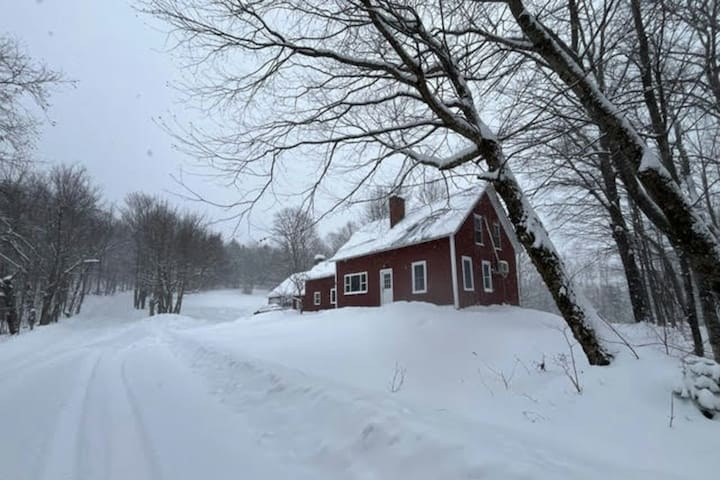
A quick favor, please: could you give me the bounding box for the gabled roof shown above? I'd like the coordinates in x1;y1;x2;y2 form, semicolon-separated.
331;184;518;261
268;272;307;298
267;260;336;299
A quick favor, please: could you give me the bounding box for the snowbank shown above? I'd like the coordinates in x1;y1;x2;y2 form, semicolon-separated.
178;300;718;478
1;292;716;479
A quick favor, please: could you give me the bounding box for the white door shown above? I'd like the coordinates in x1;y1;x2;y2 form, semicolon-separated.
379;268;393;305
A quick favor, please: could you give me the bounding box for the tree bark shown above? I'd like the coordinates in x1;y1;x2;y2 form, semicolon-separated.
599;147;650;323
1;279;19;335
680;256;704;357
39;289;55;326
491;168;612;365
697;275;720;363
506;0;720;359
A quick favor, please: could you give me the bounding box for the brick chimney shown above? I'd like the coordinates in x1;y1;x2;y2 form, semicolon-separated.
389;195;405;228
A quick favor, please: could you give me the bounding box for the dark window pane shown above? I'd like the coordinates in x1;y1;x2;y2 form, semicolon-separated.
474;215;484;244
413;263;425;291
492;223;501;249
463;259;473;289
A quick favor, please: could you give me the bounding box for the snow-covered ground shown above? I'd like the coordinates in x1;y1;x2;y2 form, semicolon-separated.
0;290;716;479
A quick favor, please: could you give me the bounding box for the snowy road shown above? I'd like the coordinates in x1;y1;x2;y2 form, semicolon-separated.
0;292;712;479
0;294;313;480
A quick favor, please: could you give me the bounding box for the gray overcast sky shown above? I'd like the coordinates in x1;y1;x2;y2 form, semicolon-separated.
1;0;352;241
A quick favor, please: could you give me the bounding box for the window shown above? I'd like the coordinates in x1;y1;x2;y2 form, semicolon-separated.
382;272;392;290
462;256;474;291
473;214;484;245
492;222;502;250
344;272;368;294
412;261;427;294
313;291;321;305
482;260;493;292
330;288;336;304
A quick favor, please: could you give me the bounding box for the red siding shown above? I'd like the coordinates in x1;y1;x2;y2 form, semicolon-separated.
337;237;454;308
302;276;336;312
453;193;519;307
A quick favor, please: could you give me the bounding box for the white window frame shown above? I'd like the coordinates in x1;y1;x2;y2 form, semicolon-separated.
344;272;368;295
473;214;484;245
461;256;474;291
330;287;336;304
313;291;321;305
411;260;428;294
492;222;502;251
482;260;493;293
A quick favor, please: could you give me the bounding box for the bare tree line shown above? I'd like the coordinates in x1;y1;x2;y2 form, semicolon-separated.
0;35;311;331
0;165;108;330
0;165;364;333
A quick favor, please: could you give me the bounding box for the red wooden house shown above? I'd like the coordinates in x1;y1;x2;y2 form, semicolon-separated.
301;185;520;311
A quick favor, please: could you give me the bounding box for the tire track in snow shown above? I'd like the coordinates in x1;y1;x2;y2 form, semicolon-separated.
118;351;165;480
12;325;164;480
0;324;146;387
36;350;103;480
74;349;112;480
0;348;93;480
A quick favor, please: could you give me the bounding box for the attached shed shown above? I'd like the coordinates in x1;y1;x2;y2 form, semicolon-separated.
267;272;307;310
302;261;336;312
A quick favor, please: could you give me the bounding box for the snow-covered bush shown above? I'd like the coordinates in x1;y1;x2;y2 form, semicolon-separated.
674;356;720;419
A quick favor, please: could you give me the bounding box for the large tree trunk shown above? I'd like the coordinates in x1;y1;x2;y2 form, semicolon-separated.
611;219;649;323
491;168;613;365
680;256;704;357
696;276;720;363
39;289;55;326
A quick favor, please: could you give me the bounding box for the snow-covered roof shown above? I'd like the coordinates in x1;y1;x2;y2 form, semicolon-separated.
268;273;307;298
267;260;336;298
306;260;335;280
332;185;517;261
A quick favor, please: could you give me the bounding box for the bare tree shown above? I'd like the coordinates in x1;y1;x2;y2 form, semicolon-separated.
145;0;614;365
271;207;325;275
482;0;720;360
363;186;392;223
0;36;61;169
475;0;719;360
123;193;224;316
0;165;105;328
326;221;358;256
37;165;101;325
416;178;448;207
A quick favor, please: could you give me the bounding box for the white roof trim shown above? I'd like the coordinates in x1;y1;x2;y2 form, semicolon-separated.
480;184;522;252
